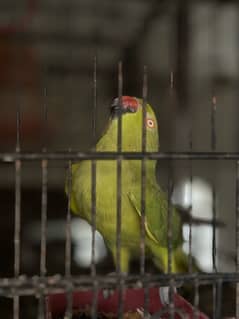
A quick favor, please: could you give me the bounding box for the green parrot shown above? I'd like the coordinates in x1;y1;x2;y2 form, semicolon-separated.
67;96;189;274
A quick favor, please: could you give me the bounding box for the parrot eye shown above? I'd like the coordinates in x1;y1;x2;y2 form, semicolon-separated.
146;118;155;128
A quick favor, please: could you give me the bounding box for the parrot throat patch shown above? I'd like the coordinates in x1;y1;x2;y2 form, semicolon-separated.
111;96;139;117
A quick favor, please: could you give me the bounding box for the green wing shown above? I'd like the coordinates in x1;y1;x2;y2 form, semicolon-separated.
127;181;183;249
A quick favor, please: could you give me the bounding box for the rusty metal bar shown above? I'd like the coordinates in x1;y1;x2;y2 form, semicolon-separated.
215;279;222;319
188;75;193;273
3;151;239;162
14;106;21;319
65;159;73;318
38;160;48;319
211;95;217;271
0;273;239;295
38;90;48;319
40;96;48;279
116;61;123;319
211;95;217;319
211;96;217;151
141;66;150;317
140;66;147;276
168;71;175;319
236;160;239;318
167;170;175;319
193;278;199;319
90;55;98;319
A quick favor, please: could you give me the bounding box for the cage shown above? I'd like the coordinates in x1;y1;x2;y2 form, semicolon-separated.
0;0;239;318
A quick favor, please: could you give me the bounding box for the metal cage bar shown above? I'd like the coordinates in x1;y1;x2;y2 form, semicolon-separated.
211;94;217;319
65;159;73;318
141;66;150;316
3;151;239;161
38;92;49;319
193;278;200;319
116;61;124;319
188;111;193;274
90;55;98;319
167;71;175;319
1;273;239;296
14;106;22;319
236;160;239;318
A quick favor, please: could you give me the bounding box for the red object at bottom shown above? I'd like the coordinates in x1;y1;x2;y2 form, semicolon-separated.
46;287;209;319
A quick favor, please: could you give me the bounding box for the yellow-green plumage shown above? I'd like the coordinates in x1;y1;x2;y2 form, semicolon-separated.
67;97;186;273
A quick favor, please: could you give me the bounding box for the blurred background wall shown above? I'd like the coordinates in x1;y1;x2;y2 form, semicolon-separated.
0;0;239;317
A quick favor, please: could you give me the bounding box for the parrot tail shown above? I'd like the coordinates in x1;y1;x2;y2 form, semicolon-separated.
151;244;200;273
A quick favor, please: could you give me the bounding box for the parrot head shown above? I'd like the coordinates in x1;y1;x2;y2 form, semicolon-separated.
97;96;159;152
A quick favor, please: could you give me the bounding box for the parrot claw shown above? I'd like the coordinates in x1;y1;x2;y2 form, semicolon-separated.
159;286;177;305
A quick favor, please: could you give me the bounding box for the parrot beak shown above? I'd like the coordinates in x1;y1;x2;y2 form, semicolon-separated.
110;97;122;117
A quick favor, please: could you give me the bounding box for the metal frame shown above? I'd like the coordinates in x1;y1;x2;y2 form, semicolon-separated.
0;62;238;319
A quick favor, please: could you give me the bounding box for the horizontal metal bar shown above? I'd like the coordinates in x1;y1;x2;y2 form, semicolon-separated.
0;273;239;297
1;151;239;162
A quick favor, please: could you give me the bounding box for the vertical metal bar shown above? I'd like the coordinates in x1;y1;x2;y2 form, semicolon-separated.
211;95;217;271
170;71;174;93
14;106;21;319
65;159;72;319
91;55;97;319
193;279;199;319
42;87;48;150
212;186;217;271
92;55;97;142
167;71;174;273
168;72;174;271
167;176;174;319
175;0;189;111
141;66;147;153
188;83;193;273
116;61;123;319
212;282;217;319
235;160;239;318
140;66;147;275
141;66;149;316
186;69;194;315
39;88;48;319
168;72;174;319
211;96;217;151
211;95;217;319
215;279;222;319
41;88;48;276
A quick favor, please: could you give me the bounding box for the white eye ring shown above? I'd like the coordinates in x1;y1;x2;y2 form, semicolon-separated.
146;118;155;128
